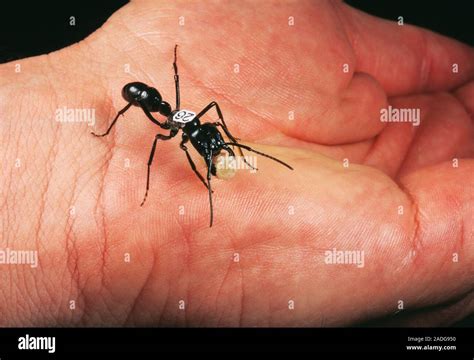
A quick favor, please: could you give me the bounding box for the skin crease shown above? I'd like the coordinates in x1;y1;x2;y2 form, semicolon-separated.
0;0;473;326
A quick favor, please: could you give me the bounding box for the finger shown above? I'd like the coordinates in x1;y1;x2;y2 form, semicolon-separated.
455;81;474;118
280;72;388;145
393;161;474;313
393;92;474;177
362;91;474;178
338;3;474;96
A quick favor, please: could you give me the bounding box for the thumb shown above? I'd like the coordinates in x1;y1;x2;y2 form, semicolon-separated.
396;161;473;311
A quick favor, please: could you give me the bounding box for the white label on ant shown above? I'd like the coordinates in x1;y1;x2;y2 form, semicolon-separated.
172;110;196;124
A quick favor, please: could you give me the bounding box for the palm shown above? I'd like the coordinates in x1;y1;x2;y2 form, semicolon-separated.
2;0;473;326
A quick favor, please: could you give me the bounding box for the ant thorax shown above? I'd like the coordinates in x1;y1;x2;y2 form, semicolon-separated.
168;109;197;127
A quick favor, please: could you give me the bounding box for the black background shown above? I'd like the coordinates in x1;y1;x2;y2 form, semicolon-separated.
0;328;473;356
0;1;473;63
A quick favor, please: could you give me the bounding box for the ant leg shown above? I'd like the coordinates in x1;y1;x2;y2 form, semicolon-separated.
179;137;211;191
173;44;180;110
91;103;132;137
205;152;214;227
195;101;230;132
139;103;170;130
225;142;294;170
195;102;239;139
141;129;178;206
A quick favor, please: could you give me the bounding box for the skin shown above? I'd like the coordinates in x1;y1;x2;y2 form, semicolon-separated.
0;0;473;326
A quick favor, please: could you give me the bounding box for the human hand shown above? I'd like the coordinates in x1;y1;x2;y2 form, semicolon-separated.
1;0;473;326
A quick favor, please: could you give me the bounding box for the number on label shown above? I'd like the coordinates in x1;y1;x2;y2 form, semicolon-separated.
173;110;196;124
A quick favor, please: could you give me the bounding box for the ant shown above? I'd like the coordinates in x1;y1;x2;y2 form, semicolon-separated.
92;45;293;227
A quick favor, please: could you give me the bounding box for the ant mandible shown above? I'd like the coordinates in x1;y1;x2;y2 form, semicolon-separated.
92;45;293;227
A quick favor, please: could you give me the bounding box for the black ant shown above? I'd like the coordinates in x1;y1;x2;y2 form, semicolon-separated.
92;45;293;227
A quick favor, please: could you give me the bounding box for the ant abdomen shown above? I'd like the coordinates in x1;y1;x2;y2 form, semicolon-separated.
122;82;171;115
122;82;162;110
